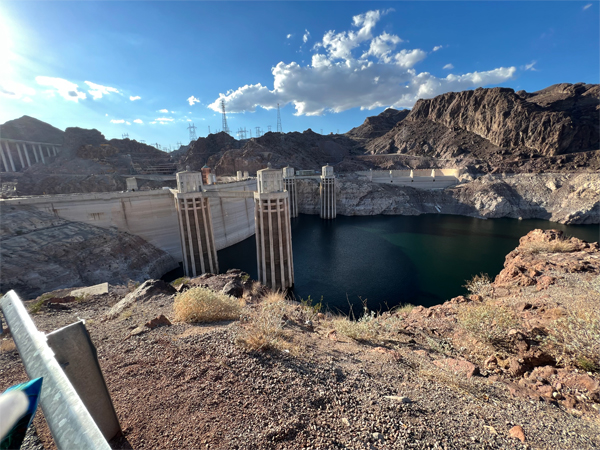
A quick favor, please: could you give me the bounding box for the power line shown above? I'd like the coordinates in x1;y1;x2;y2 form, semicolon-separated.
221;99;230;136
277;103;282;133
187;123;197;142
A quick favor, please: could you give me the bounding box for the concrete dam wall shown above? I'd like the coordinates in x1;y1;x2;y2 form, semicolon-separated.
2;179;257;263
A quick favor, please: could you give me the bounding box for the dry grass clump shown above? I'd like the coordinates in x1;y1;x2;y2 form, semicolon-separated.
174;287;243;323
237;292;293;351
463;273;493;297
392;303;416;315
457;302;519;347
521;239;578;255
545;309;600;372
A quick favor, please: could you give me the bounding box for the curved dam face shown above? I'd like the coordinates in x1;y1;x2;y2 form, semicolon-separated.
2;179;258;264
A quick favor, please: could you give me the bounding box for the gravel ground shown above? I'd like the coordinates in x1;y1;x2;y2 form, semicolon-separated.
1;287;599;450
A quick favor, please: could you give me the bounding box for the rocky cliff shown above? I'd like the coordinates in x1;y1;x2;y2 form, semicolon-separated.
408;83;599;156
295;172;599;224
0;204;178;298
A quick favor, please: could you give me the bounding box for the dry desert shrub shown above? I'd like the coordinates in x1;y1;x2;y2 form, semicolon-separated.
521;239;578;255
463;273;493;297
544;308;600;372
333;304;379;341
457;302;519;347
174;287;243;323
236;295;293;351
392;303;416;315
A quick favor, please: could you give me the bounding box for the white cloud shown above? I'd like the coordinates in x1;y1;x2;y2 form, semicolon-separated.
22;96;33;102
0;80;36;101
208;9;516;116
105;113;109;116
35;76;86;102
303;29;310;43
126;121;131;125
287;34;292;39
443;63;454;70
187;95;200;106
187;119;192;122
432;45;443;52
110;119;125;124
130;95;141;101
155;117;174;122
171;111;175;113
583;3;592;10
523;61;537;71
134;119;143;124
158;108;169;113
150;121;157;124
85;81;120;100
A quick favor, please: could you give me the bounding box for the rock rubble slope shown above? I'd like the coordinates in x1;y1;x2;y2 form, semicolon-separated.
1;232;599;449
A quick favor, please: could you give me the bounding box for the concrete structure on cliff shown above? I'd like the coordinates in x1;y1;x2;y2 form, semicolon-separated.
254;168;294;291
173;171;219;277
282;166;298;218
0;138;61;172
320;164;336;219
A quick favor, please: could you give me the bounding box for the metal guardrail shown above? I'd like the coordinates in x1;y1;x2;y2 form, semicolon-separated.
0;290;111;450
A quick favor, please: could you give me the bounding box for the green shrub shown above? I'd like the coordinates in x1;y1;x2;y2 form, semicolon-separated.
170;277;189;288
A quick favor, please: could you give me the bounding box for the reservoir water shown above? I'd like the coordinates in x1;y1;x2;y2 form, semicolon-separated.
218;214;599;314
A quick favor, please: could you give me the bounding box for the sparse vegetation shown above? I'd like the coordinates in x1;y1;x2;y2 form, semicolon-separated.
75;294;89;303
29;293;53;314
392;303;415;315
333;300;380;341
127;280;141;293
236;292;292;351
463;273;493;297
174;287;243;323
521;239;578;255
170;277;189;288
544;309;600;372
457;302;519;347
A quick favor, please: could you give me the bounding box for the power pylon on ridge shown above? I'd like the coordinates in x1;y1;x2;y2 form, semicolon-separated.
177;141;182;148
221;99;230;136
255;126;261;138
140;140;146;144
122;133;129;139
267;125;272;132
277;103;282;133
188;123;197;142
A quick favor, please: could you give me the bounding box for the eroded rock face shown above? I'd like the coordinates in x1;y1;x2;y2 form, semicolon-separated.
0;115;64;144
295;172;600;224
0;205;178;298
408;84;599;156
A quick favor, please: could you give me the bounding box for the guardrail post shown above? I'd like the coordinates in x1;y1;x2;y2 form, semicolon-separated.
0;291;111;450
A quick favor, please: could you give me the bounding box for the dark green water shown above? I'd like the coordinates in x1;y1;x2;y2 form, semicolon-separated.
218;214;599;314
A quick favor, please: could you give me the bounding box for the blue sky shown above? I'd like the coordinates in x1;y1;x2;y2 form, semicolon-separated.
1;1;598;150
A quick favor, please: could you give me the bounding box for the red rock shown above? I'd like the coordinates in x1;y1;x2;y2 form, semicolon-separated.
433;358;479;378
508;358;526;377
145;314;171;329
509;425;526;442
537;385;554;398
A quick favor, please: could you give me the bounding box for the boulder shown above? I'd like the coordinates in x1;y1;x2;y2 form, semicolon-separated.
221;280;244;298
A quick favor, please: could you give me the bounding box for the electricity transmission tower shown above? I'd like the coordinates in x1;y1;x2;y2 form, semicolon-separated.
140;140;146;144
208;126;211;135
255;126;262;138
188;123;197;141
267;125;272;132
221;99;230;136
122;133;129;139
277;103;282;133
